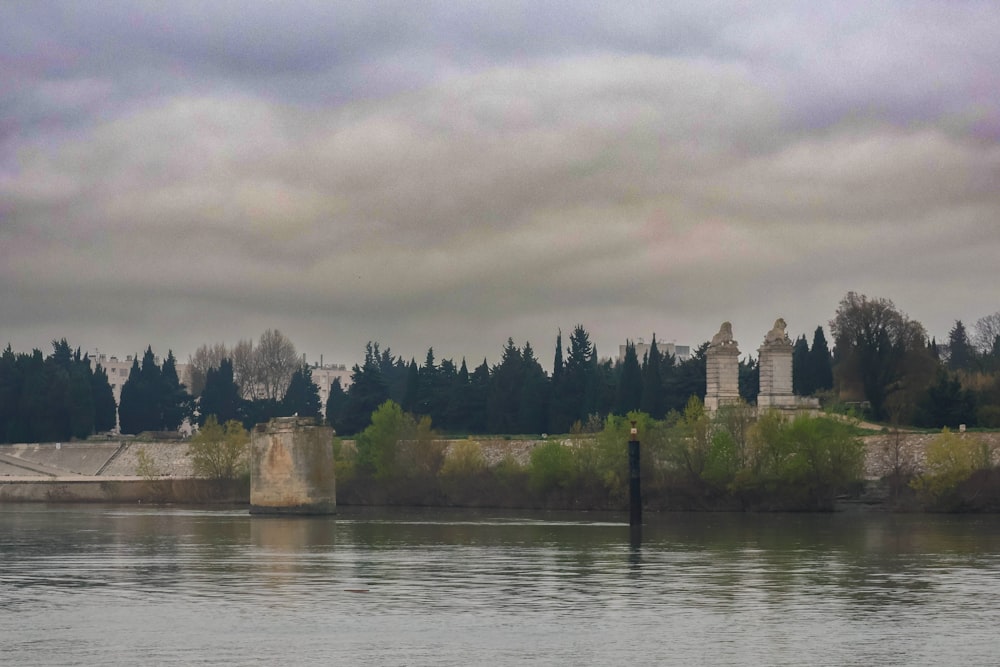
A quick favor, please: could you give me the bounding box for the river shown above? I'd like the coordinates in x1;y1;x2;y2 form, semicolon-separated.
2;505;999;665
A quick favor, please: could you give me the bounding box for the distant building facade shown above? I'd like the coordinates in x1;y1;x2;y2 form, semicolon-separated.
618;339;691;365
308;362;352;417
88;351;193;408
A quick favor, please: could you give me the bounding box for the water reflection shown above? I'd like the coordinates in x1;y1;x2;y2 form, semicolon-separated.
3;505;1000;665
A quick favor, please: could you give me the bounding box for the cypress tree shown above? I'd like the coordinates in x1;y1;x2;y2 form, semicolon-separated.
0;346;19;442
517;342;548;434
402;359;419;412
281;365;322;419
617;341;642;415
809;326;834;392
91;363;117;433
640;336;664;418
341;342;389;435
68;352;95;439
118;358;143;434
468;360;490;434
487;339;523;433
562;325;596;429
159;350;189;431
199;359;242;427
324;377;348;432
739;355;759;403
792;335;811;395
947;320;973;372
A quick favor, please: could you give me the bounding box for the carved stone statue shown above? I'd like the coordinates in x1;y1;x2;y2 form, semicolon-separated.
762;318;791;346
710;321;736;347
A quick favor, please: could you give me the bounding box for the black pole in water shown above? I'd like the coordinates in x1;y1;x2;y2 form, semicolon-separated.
628;421;641;526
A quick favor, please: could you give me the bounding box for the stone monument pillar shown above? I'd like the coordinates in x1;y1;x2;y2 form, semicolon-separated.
705;322;740;411
757;318;795;409
250;416;336;515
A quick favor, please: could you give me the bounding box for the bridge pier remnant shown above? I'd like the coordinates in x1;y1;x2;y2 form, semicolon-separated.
705;322;740;412
250;416;336;515
757;318;795;409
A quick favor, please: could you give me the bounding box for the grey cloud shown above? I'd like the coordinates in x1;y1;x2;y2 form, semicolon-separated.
2;2;999;368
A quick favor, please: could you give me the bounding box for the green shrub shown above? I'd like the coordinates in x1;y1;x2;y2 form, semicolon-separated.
441;440;487;477
188;416;249;480
528;441;576;493
912;429;995;504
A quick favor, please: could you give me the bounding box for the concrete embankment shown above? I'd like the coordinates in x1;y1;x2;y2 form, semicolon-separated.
0;440;243;504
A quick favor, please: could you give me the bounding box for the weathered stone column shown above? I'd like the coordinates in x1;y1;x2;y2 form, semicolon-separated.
757;318;795;410
250;416;336;515
705;322;740;411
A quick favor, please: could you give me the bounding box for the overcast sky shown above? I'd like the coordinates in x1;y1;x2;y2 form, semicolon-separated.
3;1;999;371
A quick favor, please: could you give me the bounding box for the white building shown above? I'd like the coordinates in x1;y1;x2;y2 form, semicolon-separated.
617;339;691;365
308;363;352;416
88;351;193;407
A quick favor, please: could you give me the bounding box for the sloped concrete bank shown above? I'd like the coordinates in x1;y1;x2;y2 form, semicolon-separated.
0;440;241;504
0;476;247;504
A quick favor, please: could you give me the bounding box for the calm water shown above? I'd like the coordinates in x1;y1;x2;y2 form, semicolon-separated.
2;505;1000;666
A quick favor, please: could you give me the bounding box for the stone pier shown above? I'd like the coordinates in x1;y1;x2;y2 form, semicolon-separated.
250;417;336;515
757;318;796;409
705;322;741;411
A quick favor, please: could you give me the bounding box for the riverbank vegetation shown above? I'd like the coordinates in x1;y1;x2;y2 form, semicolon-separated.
334;399;867;511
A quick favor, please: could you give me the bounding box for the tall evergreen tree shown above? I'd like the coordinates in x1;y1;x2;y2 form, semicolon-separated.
914;368;977;428
792;335;811;395
436;358;459;430
137;346;162;430
516;342;548;434
415;348;439;417
281;365;322;419
640;336;664;418
666;342;708;414
117;358;143;434
90;363;117;433
378;347;409;405
548;329;569;433
68;351;95;439
341;342;389;434
616;341;642;415
467;360;490;434
324;377;348;432
739;355;759;403
159;350;189;431
446;359;472;432
809;326;834;392
199;359;243;427
947;320;974;372
487;338;523;433
402;359;419;412
560;325;596;429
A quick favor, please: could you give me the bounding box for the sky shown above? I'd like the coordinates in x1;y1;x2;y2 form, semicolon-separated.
2;1;999;371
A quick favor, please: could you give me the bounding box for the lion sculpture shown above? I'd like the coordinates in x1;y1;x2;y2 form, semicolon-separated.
763;318;790;345
710;322;736;347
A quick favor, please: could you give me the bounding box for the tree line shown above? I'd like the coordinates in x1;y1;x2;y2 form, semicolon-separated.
3;294;1000;443
324;328;743;437
0;340;116;443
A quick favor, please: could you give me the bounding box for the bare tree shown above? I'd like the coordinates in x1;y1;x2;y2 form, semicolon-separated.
255;329;298;401
231;339;259;401
188;342;229;396
973;312;1000;353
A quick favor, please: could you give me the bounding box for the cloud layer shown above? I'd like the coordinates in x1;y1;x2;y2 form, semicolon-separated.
3;2;999;367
